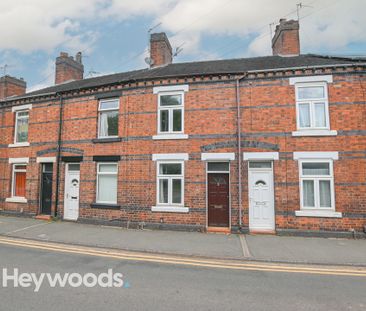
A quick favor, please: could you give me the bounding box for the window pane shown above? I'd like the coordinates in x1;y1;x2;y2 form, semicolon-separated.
14;165;26;170
17;111;29;117
249;161;272;169
68;164;80;171
16;113;29;143
303;180;315;207
302;163;330;175
159;179;169;203
99;100;119;110
14;171;26;197
172;109;182;132
172;179;182;204
99;164;117;173
97;175;117;203
298;86;325;99
160;95;182;106
159;163;182;175
43;163;53;173
319;180;331;207
207;162;230;172
299;103;310;128
99;111;118;137
160;110;169;132
314;102;326;127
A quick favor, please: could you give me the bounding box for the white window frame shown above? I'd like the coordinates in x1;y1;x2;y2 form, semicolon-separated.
14;110;30;145
98;98;119;139
156;161;184;207
295;82;330;131
298;159;335;211
10;164;27;200
96;162;118;204
157;91;185;135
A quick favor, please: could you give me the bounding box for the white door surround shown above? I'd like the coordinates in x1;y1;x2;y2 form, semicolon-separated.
64;164;80;221
248;162;275;232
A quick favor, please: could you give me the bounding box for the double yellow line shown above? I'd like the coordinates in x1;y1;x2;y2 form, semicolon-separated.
0;237;365;277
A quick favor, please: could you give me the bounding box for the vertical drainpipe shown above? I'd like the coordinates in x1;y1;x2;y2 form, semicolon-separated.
54;93;63;217
236;74;247;230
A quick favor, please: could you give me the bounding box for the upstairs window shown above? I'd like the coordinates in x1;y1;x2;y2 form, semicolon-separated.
158;92;184;134
295;83;329;130
12;164;27;198
98;99;119;138
300;160;334;210
15;110;29;143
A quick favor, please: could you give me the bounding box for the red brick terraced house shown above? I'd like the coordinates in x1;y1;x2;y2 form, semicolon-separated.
0;20;365;237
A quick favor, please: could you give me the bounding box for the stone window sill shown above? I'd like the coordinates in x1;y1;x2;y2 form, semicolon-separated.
295;210;342;218
8;142;30;148
151;206;189;213
292;130;337;137
152;134;188;140
5;197;28;203
90;203;121;210
92;137;122;143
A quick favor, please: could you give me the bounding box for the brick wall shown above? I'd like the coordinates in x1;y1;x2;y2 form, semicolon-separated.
0;67;365;233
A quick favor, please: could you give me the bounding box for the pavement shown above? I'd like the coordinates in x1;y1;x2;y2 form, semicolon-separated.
0;215;365;266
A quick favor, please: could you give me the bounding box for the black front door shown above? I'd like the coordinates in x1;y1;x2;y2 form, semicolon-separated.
41;163;53;215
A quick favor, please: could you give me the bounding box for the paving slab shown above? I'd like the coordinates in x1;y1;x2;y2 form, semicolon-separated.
245;235;366;265
1;217;244;259
0;216;46;235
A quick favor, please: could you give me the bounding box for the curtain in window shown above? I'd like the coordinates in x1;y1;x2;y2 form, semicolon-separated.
319;180;331;207
314;103;326;127
98;175;117;203
303;180;315;207
159;179;168;203
299;104;310;127
15;172;26;197
99;112;109;137
16;117;29;143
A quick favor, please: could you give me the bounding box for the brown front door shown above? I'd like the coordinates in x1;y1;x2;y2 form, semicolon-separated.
208;173;230;227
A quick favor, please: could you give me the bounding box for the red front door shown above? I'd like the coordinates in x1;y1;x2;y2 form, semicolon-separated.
208;173;230;227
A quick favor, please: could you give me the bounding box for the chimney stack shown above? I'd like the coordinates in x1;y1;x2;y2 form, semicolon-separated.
55;52;84;84
149;33;172;68
0;76;26;100
272;19;300;56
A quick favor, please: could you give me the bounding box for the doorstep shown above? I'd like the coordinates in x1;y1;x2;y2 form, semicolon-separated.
35;215;52;221
250;229;276;235
207;226;231;234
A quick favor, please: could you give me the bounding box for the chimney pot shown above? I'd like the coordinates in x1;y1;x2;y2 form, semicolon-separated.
55;51;84;84
272;19;300;56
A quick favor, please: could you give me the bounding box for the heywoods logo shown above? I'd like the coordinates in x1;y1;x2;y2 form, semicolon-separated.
2;268;124;292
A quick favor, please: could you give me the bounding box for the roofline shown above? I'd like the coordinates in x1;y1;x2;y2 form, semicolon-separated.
245;62;366;73
1;62;365;105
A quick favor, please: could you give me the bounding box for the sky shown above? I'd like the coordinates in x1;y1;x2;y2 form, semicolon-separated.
0;0;365;92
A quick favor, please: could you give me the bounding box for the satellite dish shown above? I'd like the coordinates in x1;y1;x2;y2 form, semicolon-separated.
144;57;154;66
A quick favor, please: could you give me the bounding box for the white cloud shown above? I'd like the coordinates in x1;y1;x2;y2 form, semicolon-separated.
0;0;364;58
